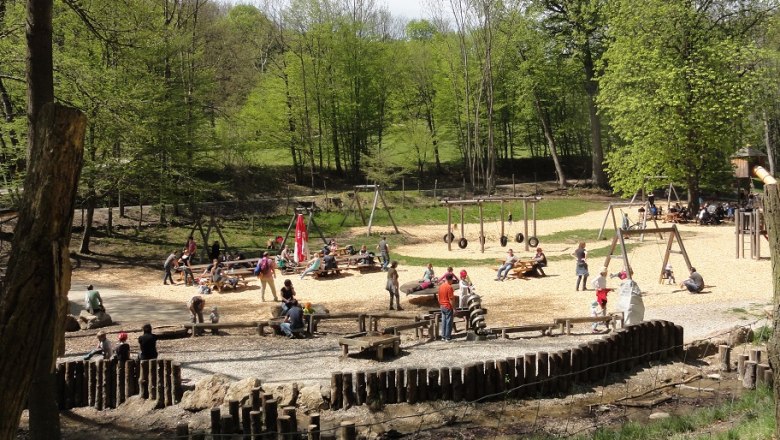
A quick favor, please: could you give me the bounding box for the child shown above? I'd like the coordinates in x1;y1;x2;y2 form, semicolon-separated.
591;269;612;333
590;300;607;333
302;302;316;315
302;302;317;332
458;269;474;308
664;263;675;285
197;279;211;295
114;332;130;362
209;306;219;335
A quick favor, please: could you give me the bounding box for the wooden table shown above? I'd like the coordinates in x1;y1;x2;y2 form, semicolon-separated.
338;332;401;361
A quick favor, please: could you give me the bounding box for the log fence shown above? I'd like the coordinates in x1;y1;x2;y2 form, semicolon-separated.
55;358;181;410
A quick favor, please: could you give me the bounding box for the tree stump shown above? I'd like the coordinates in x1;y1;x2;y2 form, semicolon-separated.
743;361;757;389
718;345;731;372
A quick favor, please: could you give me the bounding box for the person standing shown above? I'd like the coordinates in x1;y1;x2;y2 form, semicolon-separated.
386;261;402;310
210;241;221;261
573;242;589;291
186;235;197;261
85;285;105;314
680;267;705;293
438;273;456;341
138;323;158;360
377;236;390;271
256;252;278;301
163;250;178;285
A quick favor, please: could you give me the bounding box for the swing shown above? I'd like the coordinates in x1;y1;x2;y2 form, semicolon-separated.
457;204;468;249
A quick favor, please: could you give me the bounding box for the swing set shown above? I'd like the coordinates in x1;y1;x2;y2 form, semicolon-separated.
601;224;693;284
441;196;543;253
339;184;400;236
597;177;684;241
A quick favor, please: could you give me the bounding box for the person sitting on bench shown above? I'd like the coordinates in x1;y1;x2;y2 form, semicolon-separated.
495;249;518;281
322;253;338;271
281;279;298;314
300;253;323;279
530;247;547;277
680;267;704;293
280;303;305;338
84;330;112;360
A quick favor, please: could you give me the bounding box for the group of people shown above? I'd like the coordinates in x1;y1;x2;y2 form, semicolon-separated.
495;247;547;281
84;323;158;362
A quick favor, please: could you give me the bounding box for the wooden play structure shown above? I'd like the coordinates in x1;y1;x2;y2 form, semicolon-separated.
281;204;328;249
441;196;543;253
188;214;229;260
737;166;772;260
339;184;399;236
598;177;683;241
602;224;693;284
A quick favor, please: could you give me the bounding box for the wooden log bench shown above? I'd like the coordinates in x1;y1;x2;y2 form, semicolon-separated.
494;259;537;279
255;319;309;337
489;324;556;338
313;268;342;278
553;312;625;335
338;332;401;361
185;321;261;337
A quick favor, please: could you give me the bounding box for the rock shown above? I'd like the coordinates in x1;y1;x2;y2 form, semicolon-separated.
223;377;262;408
64;314;80;332
78;310;113;330
685;339;724;359
649;412;670;420
298;383;329;411
272;383;299;407
707;374;721;380
180;374;231;412
727;326;754;346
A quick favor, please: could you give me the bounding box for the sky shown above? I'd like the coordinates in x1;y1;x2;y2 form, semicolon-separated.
380;0;428;20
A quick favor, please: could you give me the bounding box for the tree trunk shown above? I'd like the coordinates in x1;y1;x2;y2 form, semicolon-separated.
763;179;780;439
583;45;607;189
533;96;567;187
0;103;86;440
764;111;776;176
79;195;95;254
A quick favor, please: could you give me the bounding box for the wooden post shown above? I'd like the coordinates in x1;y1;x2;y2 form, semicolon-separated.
172;362;182;403
765;368;775;389
148;359;157;401
64;361;75;410
463;363;477;402
155;359;164;408
385;370;396;404
330;372;343;410
210;407;221;437
416;368;428;402
283;406;298;434
537;353;549;396
95;359;104;410
750;349;762;364
164;359;173;407
406;368;418;404
559;350;572;393
307;424;319;440
355;372;366;406
220;413;234;438
251;387;262;411
427;369;440;401
738;354;750;380
263;395;278;436
395;368;406;403
757;364;769;387
673;325;684;359
342;372;355;408
125;360;136;398
439;367;451;401
340;421;356;440
524;353;537;395
250;411;262;438
88;361;98;407
482;361;495;399
242;404;252;439
378;370;388;404
56;363;66;410
718;345;731;372
228;399;240;433
116;359;125;406
139;360;149;399
513;356;525;398
175;421;189;439
366;371;379;406
743;361;757;389
504;358;516;398
451;367;463;402
547;353;560;395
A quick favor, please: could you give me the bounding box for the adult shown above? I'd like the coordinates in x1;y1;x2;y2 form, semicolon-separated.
438;273;456;342
210;241;220;261
85;285;105;314
280;303;305;338
178;249;195;286
573;242;589;291
377;236;390;271
138;323;158;360
299;253;322;279
680;267;705;293
210;259;224;284
531;247;547;277
256;251;278;301
188;295;206;336
84;330;113;360
114;332;130;362
280;245;294;266
322;252;338;271
495;249;517;281
386;261;401;310
280;279;298;314
163;250;178;285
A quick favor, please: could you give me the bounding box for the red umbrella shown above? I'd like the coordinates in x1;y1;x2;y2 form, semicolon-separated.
294;214;308;263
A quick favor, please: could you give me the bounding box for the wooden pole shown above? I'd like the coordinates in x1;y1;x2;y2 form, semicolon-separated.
250;411;262;438
342;372;354;408
479;202;485;253
386;369;397;404
330;372;343;410
523;199;529;251
263;395;278;435
356;372;366;406
416;368;428;402
395;368;406;403
155;359;164;408
440;367;451;401
228;399;240;433
718;345;731;372
744;361;757;389
242;404;251;439
447;205;452;251
220;413;234;437
172;362;182;403
406;368;417;404
738;354;750;380
210;407;221;437
463;363;477;402
340;421;356;440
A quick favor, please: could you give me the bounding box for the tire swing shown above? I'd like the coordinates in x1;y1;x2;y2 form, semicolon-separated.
528;236;539;247
458;237;468;249
443;232;455;243
457;204;468;249
500;235;508;247
515;232;525;243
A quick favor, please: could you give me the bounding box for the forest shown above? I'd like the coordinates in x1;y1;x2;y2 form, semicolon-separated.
0;0;778;217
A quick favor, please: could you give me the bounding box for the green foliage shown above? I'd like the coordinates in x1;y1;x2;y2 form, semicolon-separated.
752;325;773;343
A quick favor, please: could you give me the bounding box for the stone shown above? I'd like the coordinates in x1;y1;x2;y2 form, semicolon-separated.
727;326;754;346
64;314;80;332
298;383;329;411
707;374;721;380
78;310;112;330
648;412;670;420
223;377;262;408
685;339;724;360
180;374;231;412
272;383;299;407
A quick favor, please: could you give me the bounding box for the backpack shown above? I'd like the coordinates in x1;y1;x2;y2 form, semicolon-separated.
255;257;270;276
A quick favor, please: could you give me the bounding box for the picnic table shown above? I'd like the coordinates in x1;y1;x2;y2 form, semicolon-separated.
495;259;538;279
339;332;401;361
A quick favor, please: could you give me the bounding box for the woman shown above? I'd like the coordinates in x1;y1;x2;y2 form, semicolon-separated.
572;242;588;291
280;279;298;313
532;247;547;277
386;261;401;310
299;253;323;279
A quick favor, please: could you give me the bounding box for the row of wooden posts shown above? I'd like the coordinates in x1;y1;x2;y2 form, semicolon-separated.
718;345;775;389
329;320;684;410
55;358;182;410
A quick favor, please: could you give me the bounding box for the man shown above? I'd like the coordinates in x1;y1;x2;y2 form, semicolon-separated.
680;267;704;293
85;285;105;314
280;302;305;338
163;250;178;285
84;330;112;360
495;249;517;281
188;295;206;336
377;236;390;271
438;273;456;342
256;251;278;302
138;323;158;360
386;261;402;310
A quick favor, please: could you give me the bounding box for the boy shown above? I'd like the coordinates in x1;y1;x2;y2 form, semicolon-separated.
209;306;220;335
664;263;675;284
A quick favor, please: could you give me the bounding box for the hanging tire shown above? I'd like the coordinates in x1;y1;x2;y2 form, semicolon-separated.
500;235;508;247
528;236;539;247
515;233;524;243
479;235;486;245
443;232;455;243
458;238;468;249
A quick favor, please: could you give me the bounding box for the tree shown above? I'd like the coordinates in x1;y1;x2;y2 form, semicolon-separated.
0;1;85;438
598;0;763;210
